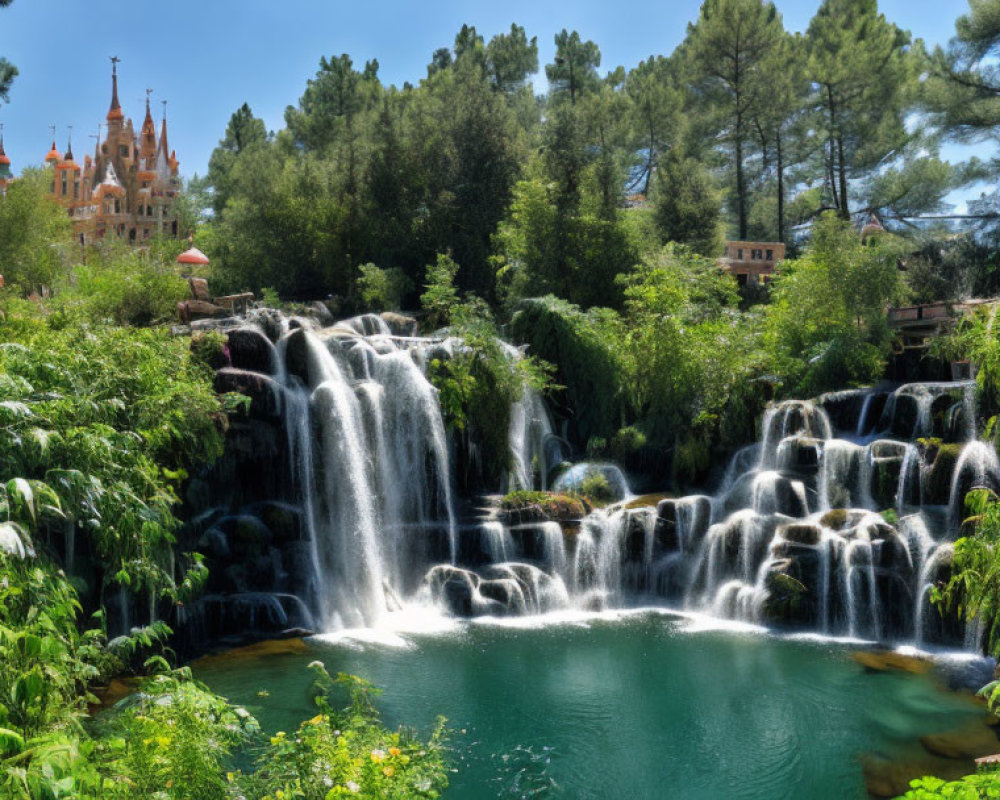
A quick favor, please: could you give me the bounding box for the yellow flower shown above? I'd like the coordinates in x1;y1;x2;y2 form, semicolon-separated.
156;736;170;748
382;766;394;777
388;747;401;757
307;714;324;726
370;748;387;763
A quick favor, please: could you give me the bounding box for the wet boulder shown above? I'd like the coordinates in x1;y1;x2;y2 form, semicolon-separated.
762;565;816;628
380;312;418;337
778;522;822;546
777;436;822;474
227;327;278;374
214;369;283;421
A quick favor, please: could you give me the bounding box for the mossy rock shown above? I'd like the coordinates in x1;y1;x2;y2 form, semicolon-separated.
762;570;811;627
819;508;849;530
497;491;587;524
778;522;822;546
853;650;931;675
923;442;962;505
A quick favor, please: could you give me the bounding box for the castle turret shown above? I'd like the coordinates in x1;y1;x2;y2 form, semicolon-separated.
44;140;62;165
54;137;82;207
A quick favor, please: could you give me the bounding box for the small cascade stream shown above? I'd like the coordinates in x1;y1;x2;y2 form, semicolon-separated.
423;380;1000;648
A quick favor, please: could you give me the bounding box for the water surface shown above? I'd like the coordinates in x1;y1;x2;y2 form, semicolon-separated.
195;611;985;799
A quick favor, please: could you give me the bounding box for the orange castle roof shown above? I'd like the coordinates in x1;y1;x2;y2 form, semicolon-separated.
44;141;62;163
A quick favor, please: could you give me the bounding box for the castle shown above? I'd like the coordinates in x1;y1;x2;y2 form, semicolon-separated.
29;59;183;244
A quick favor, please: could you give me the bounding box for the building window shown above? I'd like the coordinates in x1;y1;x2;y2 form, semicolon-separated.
172;220;178;236
737;273;748;287
60;174;67;196
114;199;121;214
766;249;773;261
73;181;79;200
147;205;152;216
120;145;128;158
737;248;743;260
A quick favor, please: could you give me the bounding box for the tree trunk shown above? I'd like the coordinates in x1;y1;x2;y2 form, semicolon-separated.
776;133;785;244
735;113;747;239
836;135;850;220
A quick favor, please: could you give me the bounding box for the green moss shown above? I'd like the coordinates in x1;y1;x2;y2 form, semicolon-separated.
499;490;587;521
880;508;899;526
762;571;809;626
819;509;849;530
923;442;962;505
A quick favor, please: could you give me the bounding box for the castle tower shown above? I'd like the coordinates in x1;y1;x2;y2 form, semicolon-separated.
54;135;82;209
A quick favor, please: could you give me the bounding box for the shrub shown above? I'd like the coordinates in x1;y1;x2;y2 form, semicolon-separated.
499;490;587;520
357;263;412;311
580;470;616;506
242;664;449;800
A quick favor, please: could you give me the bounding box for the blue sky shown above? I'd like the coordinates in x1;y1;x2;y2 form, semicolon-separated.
0;0;980;199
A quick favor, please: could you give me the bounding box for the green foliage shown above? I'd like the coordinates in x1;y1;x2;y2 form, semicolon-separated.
64;242;189;326
936;488;1000;658
96;672;258;800
510;295;626;446
0;168;72;293
428;302;553;489
579;470;616;506
546;30;601;105
243;663;448;800
0;311;226;616
420;254;460;329
653;149;724;257
899;771;1000;799
763;213;908;395
356;263;412;311
609;426;647;463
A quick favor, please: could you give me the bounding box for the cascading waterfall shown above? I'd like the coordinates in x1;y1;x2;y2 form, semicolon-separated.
275;321;457;630
241;310;998;650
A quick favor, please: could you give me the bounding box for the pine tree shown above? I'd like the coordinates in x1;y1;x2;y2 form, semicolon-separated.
805;0;912;219
684;0;785;239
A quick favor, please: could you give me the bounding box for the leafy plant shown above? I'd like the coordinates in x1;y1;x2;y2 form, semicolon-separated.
241;663;449;800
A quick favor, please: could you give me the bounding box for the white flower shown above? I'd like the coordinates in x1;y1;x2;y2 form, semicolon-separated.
346;780;360;793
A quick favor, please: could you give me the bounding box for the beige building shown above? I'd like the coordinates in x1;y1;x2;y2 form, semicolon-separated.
720;241;785;286
46;59;182;246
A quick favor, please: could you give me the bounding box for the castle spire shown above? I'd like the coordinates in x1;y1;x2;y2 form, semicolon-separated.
44;124;61;164
158;99;169;157
107;56;123;122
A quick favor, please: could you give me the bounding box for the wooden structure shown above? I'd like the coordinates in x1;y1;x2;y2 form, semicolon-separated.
887;300;988;351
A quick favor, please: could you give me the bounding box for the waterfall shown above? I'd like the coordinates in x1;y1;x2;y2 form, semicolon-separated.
275;323;457;630
238;314;997;650
509;384;555;491
948;440;1000;527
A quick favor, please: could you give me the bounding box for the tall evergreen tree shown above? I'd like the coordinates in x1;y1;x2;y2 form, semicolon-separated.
486;24;539;94
546;30;602;105
206;103;269;214
805;0;912;219
684;0;784;239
